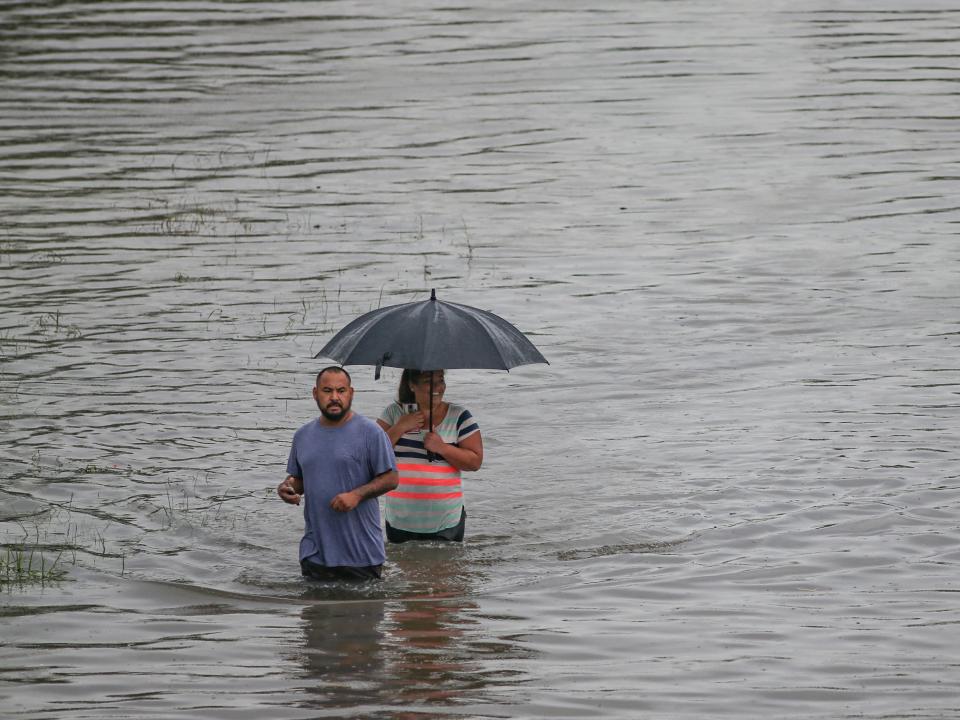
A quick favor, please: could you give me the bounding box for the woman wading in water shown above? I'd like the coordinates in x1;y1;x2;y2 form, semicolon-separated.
376;369;483;542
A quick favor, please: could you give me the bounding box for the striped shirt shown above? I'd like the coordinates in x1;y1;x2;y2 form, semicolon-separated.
379;401;480;534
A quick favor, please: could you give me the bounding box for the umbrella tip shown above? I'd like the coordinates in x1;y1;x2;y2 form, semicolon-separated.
430;288;436;301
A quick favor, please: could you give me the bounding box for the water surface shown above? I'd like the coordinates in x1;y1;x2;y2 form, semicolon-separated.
2;1;960;718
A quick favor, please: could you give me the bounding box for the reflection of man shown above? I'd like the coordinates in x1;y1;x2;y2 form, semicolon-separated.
278;366;398;581
298;602;388;712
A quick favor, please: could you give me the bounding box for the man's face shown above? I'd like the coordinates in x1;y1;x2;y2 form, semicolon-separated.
313;371;353;422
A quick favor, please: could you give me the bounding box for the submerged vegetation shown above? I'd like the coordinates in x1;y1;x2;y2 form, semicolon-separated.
1;454;269;594
0;544;68;590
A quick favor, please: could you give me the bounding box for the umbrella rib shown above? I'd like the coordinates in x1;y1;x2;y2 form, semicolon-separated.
458;306;512;370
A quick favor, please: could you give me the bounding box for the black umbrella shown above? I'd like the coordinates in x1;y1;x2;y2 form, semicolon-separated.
316;288;547;433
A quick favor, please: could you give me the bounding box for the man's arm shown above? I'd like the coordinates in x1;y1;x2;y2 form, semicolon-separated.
330;469;399;513
278;474;303;505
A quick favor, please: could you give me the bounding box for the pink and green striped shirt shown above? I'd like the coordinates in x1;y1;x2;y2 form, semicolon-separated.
378;401;479;534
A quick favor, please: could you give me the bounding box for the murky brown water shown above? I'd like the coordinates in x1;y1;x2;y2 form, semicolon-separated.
3;1;960;718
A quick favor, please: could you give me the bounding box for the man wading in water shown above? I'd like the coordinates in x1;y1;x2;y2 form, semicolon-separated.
278;366;398;581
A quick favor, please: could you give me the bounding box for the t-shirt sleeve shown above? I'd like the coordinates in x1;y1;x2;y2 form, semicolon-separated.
285;435;301;478
378;402;401;426
457;407;479;441
369;422;398;476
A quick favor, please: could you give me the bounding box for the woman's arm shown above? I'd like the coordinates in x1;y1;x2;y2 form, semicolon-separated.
423;430;483;472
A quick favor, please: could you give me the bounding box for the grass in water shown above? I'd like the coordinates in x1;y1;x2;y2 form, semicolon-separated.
0;545;68;590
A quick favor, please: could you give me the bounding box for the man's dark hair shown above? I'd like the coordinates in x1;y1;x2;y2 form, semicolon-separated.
316;366;351;386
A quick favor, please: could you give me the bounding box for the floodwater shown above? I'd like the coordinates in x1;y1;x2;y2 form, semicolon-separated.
2;1;959;717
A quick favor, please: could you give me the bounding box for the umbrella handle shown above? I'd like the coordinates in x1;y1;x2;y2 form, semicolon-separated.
426;372;435;462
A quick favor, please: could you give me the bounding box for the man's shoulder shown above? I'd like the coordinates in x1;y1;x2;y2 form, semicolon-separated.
351;414;394;450
293;418;319;438
351;413;386;434
293;414;386;439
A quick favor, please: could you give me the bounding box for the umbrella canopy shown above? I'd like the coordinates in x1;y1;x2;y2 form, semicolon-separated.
315;289;548;376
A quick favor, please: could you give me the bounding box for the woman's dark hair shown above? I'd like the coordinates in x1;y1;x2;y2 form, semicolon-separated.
398;368;444;404
398;369;422;404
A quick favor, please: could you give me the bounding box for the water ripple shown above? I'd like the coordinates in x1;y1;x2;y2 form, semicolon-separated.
3;2;960;718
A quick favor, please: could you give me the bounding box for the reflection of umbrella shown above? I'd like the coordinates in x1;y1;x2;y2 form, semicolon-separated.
316;289;547;432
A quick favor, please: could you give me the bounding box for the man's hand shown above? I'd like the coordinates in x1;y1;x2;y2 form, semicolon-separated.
330;470;398;512
278;476;302;505
330;490;361;513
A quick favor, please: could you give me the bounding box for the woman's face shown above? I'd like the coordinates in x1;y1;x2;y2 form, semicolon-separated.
411;371;445;409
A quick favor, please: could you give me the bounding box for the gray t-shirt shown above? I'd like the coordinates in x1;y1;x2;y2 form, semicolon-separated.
286;414;397;568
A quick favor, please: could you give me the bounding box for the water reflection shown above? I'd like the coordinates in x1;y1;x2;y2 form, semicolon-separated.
298;595;482;717
299;600;389;710
296;543;526;718
4;1;960;717
379;596;480;715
